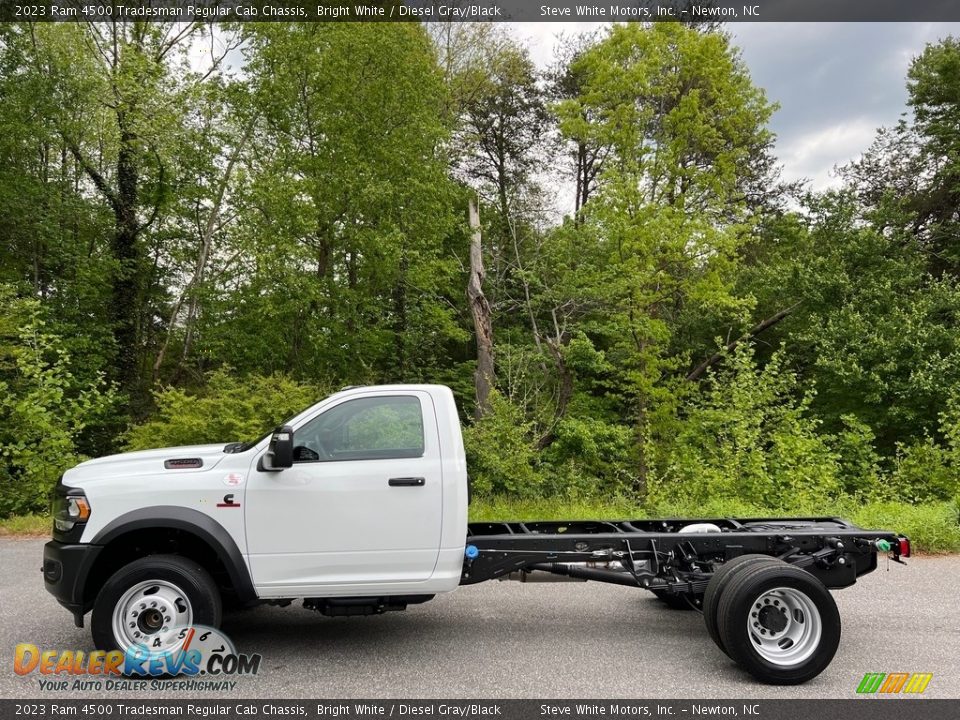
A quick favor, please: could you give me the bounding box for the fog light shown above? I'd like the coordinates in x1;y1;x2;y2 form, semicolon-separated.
43;559;62;582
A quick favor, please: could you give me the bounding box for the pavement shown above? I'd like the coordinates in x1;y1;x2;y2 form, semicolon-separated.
1;537;957;699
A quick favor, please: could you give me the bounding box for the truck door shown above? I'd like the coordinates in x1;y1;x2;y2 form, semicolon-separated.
244;390;443;594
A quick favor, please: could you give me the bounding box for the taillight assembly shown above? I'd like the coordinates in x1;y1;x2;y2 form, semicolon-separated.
898;537;911;558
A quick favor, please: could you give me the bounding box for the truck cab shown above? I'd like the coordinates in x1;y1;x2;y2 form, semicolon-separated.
44;385;469;649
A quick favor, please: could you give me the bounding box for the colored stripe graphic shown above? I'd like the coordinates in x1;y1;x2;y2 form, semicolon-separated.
880;672;910;693
857;673;886;693
903;673;933;694
857;672;932;694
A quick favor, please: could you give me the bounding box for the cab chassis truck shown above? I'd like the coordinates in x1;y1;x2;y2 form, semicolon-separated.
43;385;909;686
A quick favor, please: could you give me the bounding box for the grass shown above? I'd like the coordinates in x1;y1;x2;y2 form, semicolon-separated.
469;497;960;554
0;513;50;537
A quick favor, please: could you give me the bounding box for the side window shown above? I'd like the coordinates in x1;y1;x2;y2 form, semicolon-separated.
293;396;425;463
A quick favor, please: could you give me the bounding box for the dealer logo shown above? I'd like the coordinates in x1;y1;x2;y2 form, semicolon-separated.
856;672;933;694
14;625;261;684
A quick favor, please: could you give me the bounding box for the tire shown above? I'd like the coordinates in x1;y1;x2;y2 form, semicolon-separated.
91;555;222;652
652;589;702;610
716;563;841;685
704;555;783;653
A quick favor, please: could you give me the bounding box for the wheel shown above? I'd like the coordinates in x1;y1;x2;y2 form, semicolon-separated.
652;589;702;610
704;555;783;653
716;563;841;685
91;555;222;652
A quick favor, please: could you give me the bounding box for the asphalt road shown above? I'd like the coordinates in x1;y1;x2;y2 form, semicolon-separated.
1;537;957;699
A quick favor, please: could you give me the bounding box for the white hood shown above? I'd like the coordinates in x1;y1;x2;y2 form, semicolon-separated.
62;443;231;485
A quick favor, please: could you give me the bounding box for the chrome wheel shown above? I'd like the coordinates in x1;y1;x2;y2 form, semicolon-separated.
747;586;822;667
111;580;193;652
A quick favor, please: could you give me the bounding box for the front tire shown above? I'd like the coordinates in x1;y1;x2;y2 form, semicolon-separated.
91;555;222;652
716;563;840;685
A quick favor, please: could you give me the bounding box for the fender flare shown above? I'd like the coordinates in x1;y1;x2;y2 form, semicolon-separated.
91;506;256;603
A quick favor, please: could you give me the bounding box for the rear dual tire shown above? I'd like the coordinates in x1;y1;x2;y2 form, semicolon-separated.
704;554;778;651
705;557;841;685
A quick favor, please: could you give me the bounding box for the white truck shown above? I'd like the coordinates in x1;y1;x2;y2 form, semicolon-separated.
44;384;909;685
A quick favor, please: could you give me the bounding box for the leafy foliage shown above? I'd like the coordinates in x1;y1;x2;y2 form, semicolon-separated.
1;23;959;530
126;369;327;451
649;346;840;510
463;391;542;497
0;289;117;515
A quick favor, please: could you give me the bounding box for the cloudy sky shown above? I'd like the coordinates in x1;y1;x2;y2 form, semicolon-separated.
511;22;960;190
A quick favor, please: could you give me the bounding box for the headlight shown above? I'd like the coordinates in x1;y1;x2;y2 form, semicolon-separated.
52;492;91;533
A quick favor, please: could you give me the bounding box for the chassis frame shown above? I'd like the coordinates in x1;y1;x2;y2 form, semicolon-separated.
461;516;907;595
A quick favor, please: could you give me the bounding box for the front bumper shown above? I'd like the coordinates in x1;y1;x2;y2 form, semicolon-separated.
42;540;103;627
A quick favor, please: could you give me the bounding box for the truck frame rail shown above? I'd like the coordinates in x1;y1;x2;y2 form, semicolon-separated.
462;515;905;594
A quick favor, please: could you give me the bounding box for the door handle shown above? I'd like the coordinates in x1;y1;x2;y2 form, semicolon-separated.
389;477;425;487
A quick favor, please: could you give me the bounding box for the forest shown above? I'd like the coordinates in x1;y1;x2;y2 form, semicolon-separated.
0;21;959;548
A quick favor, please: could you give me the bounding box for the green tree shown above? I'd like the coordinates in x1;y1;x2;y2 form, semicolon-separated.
6;23;244;410
906;36;960;274
0;25;116;389
551;23;777;493
203;23;464;385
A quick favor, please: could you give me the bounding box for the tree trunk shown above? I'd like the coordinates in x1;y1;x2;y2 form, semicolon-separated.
111;116;144;399
467;197;494;419
154;118;252;382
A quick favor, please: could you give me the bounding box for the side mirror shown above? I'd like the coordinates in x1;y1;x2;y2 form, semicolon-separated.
263;425;294;471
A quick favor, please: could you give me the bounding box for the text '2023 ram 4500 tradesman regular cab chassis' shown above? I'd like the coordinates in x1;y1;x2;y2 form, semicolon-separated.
43;385;910;685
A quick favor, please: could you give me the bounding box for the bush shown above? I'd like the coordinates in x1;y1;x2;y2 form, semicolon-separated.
462;391;544;497
0;292;117;517
542;416;635;496
126;368;327;450
469;495;644;522
830;414;884;499
649;346;841;510
889;436;956;503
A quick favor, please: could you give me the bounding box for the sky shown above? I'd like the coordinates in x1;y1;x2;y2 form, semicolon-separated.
511;22;960;191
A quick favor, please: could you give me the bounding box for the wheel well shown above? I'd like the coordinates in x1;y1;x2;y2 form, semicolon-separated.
83;528;237;609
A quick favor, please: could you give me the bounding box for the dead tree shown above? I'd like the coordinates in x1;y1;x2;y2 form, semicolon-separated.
467;197;494;418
